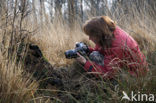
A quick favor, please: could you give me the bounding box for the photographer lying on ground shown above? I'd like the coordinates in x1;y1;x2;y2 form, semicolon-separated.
68;16;149;79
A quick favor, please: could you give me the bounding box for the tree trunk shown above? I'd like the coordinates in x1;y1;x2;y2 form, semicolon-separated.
55;0;62;19
68;0;75;28
80;0;83;22
32;0;37;24
39;0;43;26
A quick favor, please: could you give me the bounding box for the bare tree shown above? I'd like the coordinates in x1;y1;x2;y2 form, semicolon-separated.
32;0;37;24
39;0;44;26
54;0;63;18
46;0;54;22
68;0;75;28
80;0;83;22
0;0;5;15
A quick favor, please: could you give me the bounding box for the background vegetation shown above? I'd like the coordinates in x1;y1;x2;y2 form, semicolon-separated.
0;0;156;103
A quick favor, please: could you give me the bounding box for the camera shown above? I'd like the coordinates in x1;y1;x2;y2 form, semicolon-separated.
65;42;89;59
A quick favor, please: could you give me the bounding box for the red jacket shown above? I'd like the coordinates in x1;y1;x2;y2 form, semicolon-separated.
84;26;148;78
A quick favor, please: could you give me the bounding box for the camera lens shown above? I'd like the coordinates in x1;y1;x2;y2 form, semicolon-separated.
65;50;77;58
76;43;80;48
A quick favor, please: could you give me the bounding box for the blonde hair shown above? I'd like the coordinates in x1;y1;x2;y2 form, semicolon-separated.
83;16;116;48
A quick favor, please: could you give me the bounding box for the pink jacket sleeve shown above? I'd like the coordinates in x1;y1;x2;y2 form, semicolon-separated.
84;55;116;78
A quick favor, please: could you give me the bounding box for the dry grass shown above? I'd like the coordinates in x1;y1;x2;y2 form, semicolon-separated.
0;51;38;103
30;19;94;67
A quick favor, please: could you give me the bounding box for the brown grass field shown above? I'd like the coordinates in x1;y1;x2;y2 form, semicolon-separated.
0;1;156;103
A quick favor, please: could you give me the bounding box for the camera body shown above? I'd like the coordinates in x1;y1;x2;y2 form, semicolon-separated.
65;42;89;59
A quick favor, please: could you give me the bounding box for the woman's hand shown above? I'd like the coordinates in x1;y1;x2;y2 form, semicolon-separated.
76;53;87;65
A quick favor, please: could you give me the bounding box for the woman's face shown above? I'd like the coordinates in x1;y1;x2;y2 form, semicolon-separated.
89;35;99;44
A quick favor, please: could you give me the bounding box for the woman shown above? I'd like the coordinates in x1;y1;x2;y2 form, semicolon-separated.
76;16;148;79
